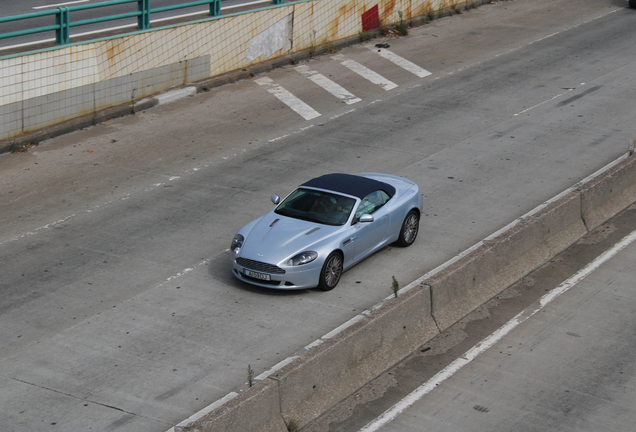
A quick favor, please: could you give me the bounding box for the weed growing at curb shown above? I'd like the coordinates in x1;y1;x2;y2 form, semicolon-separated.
394;11;409;35
427;6;436;21
324;42;337;53
437;3;445;19
394;21;409;35
378;12;409;37
247;364;254;387
359;30;373;41
286;418;300;432
392;276;399;298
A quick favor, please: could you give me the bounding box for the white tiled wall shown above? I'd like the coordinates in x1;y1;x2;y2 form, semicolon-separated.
0;0;442;141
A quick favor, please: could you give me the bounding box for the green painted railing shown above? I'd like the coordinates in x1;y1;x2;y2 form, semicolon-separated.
0;0;269;45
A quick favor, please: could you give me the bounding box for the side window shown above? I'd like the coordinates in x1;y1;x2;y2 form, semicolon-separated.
354;190;391;221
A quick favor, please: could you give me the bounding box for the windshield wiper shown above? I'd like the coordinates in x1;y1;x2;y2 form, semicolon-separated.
298;215;322;223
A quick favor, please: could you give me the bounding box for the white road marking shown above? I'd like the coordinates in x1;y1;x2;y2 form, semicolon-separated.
295;65;361;104
164;259;208;283
513;87;577;116
0;214;76;246
168;391;238;432
322;315;366;339
222;0;270;9
359;228;636;432
371;48;432;78
254;356;300;381
255;77;321;120
330;108;357;120
33;0;88;9
332;54;397;91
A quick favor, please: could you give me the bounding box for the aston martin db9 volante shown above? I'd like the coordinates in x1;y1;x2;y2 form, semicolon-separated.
231;173;422;290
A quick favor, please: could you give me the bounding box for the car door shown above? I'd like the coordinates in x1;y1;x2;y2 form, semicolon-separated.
351;190;392;261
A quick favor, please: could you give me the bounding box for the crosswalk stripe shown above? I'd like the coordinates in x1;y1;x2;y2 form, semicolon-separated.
255;77;321;120
332;54;398;91
371;47;432;78
295;65;362;105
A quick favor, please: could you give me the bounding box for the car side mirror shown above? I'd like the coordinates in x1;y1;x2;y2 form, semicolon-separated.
359;214;374;223
271;195;280;205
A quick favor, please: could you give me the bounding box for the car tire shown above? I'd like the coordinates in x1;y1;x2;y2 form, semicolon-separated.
631;0;636;8
317;252;343;291
396;210;419;247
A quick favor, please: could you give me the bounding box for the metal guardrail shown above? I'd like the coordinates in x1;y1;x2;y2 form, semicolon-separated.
0;0;280;45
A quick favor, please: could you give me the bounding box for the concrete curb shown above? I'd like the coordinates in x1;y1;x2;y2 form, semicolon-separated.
0;97;158;155
579;153;636;229
156;87;197;105
172;152;636;432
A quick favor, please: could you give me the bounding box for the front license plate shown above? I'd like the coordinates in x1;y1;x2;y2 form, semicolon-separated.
244;269;271;281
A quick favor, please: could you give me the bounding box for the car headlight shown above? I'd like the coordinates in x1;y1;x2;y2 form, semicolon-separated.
285;251;318;266
231;234;244;254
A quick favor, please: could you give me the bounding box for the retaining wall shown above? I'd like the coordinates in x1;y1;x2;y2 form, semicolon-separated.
0;0;442;149
176;152;636;432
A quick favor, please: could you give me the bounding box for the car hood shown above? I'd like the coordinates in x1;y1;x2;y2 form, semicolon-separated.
241;214;341;265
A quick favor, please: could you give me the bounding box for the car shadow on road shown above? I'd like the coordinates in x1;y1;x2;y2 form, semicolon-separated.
611;0;633;8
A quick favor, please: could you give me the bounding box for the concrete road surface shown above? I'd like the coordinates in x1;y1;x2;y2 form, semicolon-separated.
1;0;635;430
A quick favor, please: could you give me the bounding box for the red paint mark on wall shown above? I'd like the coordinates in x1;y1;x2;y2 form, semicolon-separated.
361;5;379;32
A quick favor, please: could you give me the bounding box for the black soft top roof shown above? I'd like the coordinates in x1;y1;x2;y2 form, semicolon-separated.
301;173;395;199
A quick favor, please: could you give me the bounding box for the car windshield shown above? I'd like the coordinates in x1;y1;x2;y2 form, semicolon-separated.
275;188;356;226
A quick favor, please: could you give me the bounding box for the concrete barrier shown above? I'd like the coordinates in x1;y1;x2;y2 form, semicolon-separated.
175;152;636;432
428;190;587;331
579;154;636;230
191;378;285;432
274;286;438;428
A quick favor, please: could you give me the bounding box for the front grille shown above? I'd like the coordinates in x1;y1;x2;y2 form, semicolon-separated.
236;257;286;274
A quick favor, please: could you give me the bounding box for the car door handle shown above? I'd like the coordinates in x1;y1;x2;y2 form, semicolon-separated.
343;237;356;246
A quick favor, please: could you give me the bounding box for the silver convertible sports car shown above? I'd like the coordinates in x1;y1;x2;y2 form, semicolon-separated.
230;173;423;291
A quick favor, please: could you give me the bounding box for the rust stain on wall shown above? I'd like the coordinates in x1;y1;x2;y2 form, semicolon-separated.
414;0;430;17
339;0;357;17
332;0;359;40
329;15;340;40
404;0;413;19
106;40;123;69
383;0;397;19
